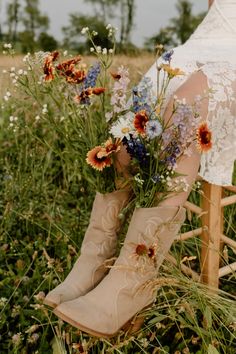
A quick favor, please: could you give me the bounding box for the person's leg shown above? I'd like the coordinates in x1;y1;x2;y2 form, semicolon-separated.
53;71;209;336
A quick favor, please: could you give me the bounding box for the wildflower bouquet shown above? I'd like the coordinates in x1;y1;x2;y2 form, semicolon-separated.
84;45;212;208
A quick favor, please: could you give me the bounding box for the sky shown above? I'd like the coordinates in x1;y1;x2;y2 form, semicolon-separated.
0;0;208;46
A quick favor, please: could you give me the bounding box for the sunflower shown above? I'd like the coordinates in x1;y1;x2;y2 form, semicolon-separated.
86;146;112;171
134;110;149;135
196;122;212;152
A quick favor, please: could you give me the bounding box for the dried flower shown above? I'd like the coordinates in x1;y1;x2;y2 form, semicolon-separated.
12;333;22;346
135;244;148;256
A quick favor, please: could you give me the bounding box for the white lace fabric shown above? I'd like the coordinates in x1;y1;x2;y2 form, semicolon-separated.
146;0;236;186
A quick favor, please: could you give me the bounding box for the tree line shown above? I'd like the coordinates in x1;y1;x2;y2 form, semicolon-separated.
0;0;205;53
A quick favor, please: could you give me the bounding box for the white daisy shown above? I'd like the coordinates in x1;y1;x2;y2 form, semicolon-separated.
110;115;134;140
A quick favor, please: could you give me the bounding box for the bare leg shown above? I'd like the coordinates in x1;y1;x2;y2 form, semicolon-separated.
160;71;209;207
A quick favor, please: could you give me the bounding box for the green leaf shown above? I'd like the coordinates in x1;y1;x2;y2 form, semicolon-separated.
203;306;212;329
51;336;67;354
207;344;220;354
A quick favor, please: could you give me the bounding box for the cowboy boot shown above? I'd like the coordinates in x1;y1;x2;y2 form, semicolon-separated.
53;205;186;337
44;189;130;309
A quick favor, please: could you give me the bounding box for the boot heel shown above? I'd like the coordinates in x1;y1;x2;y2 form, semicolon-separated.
126;316;145;334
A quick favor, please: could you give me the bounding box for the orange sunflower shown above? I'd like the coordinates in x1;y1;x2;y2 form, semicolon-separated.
86;146;112;171
134;110;149;135
196;122;213;152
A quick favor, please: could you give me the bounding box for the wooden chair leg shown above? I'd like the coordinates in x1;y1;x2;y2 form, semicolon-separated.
200;182;223;288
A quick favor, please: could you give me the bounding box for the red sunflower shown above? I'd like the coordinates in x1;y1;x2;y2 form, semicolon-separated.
134;110;149;135
196;122;213;152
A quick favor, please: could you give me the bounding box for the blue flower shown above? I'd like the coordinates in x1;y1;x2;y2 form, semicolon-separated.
132;77;155;113
163;141;181;168
84;62;101;88
146;120;163;139
123;136;149;167
162;49;174;62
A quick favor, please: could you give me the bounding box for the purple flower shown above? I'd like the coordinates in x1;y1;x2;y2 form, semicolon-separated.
162;49;174;62
123;136;149;167
146;120;163;139
84;62;101;88
163;141;181;168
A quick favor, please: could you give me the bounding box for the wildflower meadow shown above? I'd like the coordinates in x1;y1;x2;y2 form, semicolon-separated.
0;37;236;354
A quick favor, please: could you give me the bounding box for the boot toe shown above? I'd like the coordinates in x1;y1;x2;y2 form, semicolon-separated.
54;296;118;337
44;283;79;308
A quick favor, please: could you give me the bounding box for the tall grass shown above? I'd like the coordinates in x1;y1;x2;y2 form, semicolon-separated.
0;52;235;354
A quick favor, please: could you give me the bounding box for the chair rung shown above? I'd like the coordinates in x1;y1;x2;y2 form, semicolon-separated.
221;234;236;251
166;254;200;282
184;201;203;215
223;185;236;193
221;195;236;207
219;262;236;278
176;227;203;241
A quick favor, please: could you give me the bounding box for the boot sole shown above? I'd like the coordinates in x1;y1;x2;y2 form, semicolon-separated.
53;303;153;338
43;298;59;309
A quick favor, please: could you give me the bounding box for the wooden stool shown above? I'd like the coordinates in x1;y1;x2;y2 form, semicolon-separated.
168;180;236;289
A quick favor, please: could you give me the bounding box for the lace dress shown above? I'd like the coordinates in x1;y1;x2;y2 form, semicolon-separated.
146;0;236;186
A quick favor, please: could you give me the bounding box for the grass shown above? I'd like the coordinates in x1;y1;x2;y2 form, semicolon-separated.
0;51;235;354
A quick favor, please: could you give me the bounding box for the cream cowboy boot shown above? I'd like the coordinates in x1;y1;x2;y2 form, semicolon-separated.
44;190;130;309
53;205;186;337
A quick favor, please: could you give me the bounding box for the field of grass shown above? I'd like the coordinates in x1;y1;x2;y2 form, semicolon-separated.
0;52;235;354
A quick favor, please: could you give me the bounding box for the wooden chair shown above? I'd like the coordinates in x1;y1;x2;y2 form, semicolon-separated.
169;180;236;289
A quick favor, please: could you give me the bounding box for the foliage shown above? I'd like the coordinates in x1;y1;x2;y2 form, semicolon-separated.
63;0;136;52
6;0;20;43
38;32;58;52
62;15;114;53
145;0;206;51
